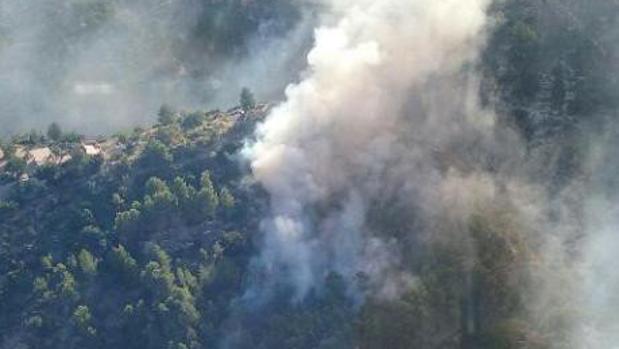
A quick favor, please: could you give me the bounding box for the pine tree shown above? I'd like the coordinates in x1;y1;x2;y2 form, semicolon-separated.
240;87;256;111
47;122;63;142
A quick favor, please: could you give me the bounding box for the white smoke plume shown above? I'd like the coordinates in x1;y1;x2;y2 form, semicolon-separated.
243;1;619;347
245;0;496;299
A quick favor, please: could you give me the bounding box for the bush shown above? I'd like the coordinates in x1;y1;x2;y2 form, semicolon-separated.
181;112;205;130
240;88;256;111
158;104;177;125
78;249;98;276
47;122;63;142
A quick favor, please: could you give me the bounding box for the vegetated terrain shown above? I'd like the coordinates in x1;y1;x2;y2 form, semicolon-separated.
1;1;618;349
0;98;273;349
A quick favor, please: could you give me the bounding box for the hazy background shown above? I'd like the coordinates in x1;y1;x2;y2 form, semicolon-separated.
0;0;313;137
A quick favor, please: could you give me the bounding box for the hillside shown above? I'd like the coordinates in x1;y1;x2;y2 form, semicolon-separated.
1;1;619;349
0;103;270;348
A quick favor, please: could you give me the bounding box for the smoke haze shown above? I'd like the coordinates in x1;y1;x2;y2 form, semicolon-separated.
0;0;312;136
244;0;619;348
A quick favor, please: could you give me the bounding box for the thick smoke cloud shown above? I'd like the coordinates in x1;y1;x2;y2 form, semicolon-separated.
0;0;312;136
245;0;498;300
245;0;619;347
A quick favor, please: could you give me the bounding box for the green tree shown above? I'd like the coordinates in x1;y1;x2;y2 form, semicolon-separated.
73;305;92;325
219;187;235;210
156;124;183;145
158;104;176;125
146;177;169;196
41;255;54;270
171;177;192;204
47;122;63;142
108;244;139;281
143;177;177;229
24;315;43;329
197;171;219;219
33;277;49;294
4;155;26;176
78;249;97;276
240;87;256;111
114;206;142;236
55;263;77;298
80;225;106;252
62;131;82;143
142;246;175;298
181;112;205;130
28;129;44;144
171;177;200;223
136;140;173;180
73;305;96;336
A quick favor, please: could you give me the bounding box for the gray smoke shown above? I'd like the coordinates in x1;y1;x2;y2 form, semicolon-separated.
244;0;497;300
0;0;312;136
245;0;619;347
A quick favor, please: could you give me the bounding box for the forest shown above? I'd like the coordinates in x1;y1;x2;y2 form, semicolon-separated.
1;1;619;348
